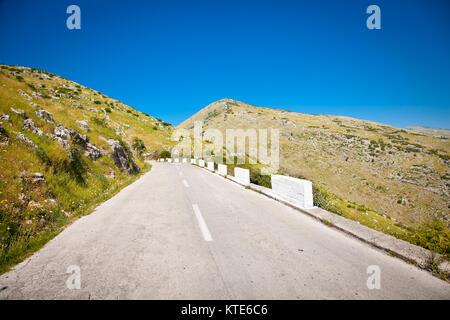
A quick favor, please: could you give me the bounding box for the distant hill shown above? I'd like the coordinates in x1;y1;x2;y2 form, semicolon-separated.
405;126;450;139
0;64;174;272
178;99;450;233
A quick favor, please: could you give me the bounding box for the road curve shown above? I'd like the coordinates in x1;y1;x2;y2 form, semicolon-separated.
0;162;449;299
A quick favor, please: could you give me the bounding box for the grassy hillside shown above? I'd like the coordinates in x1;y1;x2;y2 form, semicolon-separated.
178;99;450;260
0;64;175;273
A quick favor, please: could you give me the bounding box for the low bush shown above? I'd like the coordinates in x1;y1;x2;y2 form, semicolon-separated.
312;184;343;216
159;150;171;159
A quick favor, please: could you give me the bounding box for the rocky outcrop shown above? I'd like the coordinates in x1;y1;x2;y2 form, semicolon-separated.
0;113;10;122
72;133;102;159
17;89;32;101
32;172;46;183
16;133;36;148
35;110;55;124
53;125;72;149
22;119;43;136
107;139;140;175
76;120;90;131
10;108;26;119
143;149;160;159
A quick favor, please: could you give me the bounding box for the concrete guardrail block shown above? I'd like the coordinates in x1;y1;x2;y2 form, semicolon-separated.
182;158;187;163
218;164;227;176
234;167;250;186
271;175;314;209
190;158;196;164
207;161;214;171
198;159;205;167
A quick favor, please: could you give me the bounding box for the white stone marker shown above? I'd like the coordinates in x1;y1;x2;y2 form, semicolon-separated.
234;167;250;186
168;158;173;163
174;158;180;163
182;158;187;163
218;164;227;176
207;161;214;171
198;159;205;167
190;158;196;164
271;175;314;209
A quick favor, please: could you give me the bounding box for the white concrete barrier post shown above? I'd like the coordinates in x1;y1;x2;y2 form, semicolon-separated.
234;167;250;186
182;158;187;163
218;164;227;176
199;159;205;167
207;161;214;171
271;175;314;209
175;158;180;163
168;158;173;163
190;158;196;164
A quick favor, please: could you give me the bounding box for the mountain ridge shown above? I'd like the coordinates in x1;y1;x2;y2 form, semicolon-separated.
178;98;450;231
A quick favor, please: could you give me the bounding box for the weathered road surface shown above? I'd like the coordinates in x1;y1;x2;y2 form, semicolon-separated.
1;162;449;299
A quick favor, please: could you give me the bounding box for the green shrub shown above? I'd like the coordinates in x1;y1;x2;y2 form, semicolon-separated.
67;147;87;185
94;100;101;105
91;117;107;127
104;107;112;113
313;184;343;215
159;150;171;159
249;168;271;188
412;220;450;257
35;147;50;166
131;137;146;156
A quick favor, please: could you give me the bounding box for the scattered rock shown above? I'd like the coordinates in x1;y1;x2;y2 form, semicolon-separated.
10;107;26;119
27;201;43;210
76;120;90;131
0;113;10;122
282;119;297;128
35;110;55;124
85;143;102;160
53;125;74;149
18;193;30;204
72;133;102;159
32;172;46;183
16;133;36;148
44;199;57;206
109;167;115;179
22;119;43;136
107;139;140;175
17;89;32;101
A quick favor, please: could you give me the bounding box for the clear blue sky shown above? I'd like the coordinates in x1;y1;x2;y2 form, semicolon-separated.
1;0;449;128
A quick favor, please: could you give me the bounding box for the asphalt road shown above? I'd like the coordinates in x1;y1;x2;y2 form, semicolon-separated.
0;162;449;299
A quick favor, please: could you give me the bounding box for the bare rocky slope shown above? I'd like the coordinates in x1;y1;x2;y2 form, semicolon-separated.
178;99;450;258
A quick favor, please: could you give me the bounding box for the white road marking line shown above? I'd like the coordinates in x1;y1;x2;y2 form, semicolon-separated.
182;179;189;187
192;204;213;242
